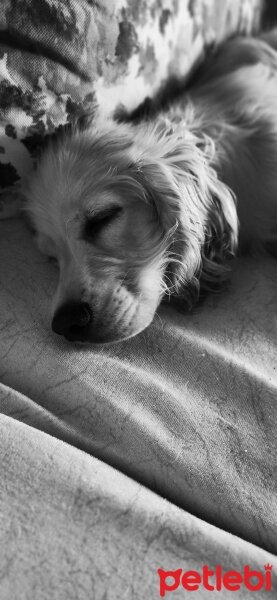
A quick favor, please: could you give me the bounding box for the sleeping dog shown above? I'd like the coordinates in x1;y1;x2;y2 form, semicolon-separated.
26;31;277;344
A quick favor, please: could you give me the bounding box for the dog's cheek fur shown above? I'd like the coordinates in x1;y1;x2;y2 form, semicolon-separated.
132;131;238;308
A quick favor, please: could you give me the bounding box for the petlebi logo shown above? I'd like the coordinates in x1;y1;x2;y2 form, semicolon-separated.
158;564;273;596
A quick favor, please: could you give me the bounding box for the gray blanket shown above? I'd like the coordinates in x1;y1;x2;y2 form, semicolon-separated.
1;218;276;598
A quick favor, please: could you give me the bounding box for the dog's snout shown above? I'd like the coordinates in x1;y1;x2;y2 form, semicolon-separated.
52;302;92;341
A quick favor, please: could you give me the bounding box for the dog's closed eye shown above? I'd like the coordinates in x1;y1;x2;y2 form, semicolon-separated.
83;206;122;241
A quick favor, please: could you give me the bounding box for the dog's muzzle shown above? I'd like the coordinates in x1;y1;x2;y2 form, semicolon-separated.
52;301;92;342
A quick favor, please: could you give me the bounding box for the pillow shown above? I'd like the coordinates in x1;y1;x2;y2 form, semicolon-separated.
0;0;263;218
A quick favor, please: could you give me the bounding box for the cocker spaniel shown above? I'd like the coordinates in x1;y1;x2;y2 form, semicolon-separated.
26;30;277;344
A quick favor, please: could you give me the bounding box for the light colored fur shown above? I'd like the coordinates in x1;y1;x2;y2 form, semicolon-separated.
26;31;277;343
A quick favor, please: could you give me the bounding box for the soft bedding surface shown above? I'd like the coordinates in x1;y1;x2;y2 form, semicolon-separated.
0;219;277;598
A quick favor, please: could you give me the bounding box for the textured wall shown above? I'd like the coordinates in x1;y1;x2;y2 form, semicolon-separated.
0;0;263;217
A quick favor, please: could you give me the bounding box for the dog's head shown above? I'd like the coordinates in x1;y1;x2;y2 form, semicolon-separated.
26;117;238;344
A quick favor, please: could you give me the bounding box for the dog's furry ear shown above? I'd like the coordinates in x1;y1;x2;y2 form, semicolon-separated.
131;123;238;306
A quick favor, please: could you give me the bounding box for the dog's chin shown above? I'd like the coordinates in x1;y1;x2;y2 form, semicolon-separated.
60;320;153;346
62;328;144;346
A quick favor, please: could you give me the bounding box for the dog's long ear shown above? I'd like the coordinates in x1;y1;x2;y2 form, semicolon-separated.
131;123;238;306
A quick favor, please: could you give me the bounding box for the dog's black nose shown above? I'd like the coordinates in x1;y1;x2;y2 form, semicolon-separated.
52;302;92;341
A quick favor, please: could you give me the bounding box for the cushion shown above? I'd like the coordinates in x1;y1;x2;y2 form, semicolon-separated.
0;0;262;218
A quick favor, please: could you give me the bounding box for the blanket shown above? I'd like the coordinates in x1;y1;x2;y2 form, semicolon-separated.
0;217;277;599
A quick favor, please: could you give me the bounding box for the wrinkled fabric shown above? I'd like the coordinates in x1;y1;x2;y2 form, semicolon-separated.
0;0;262;217
1;411;277;600
0;218;276;598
